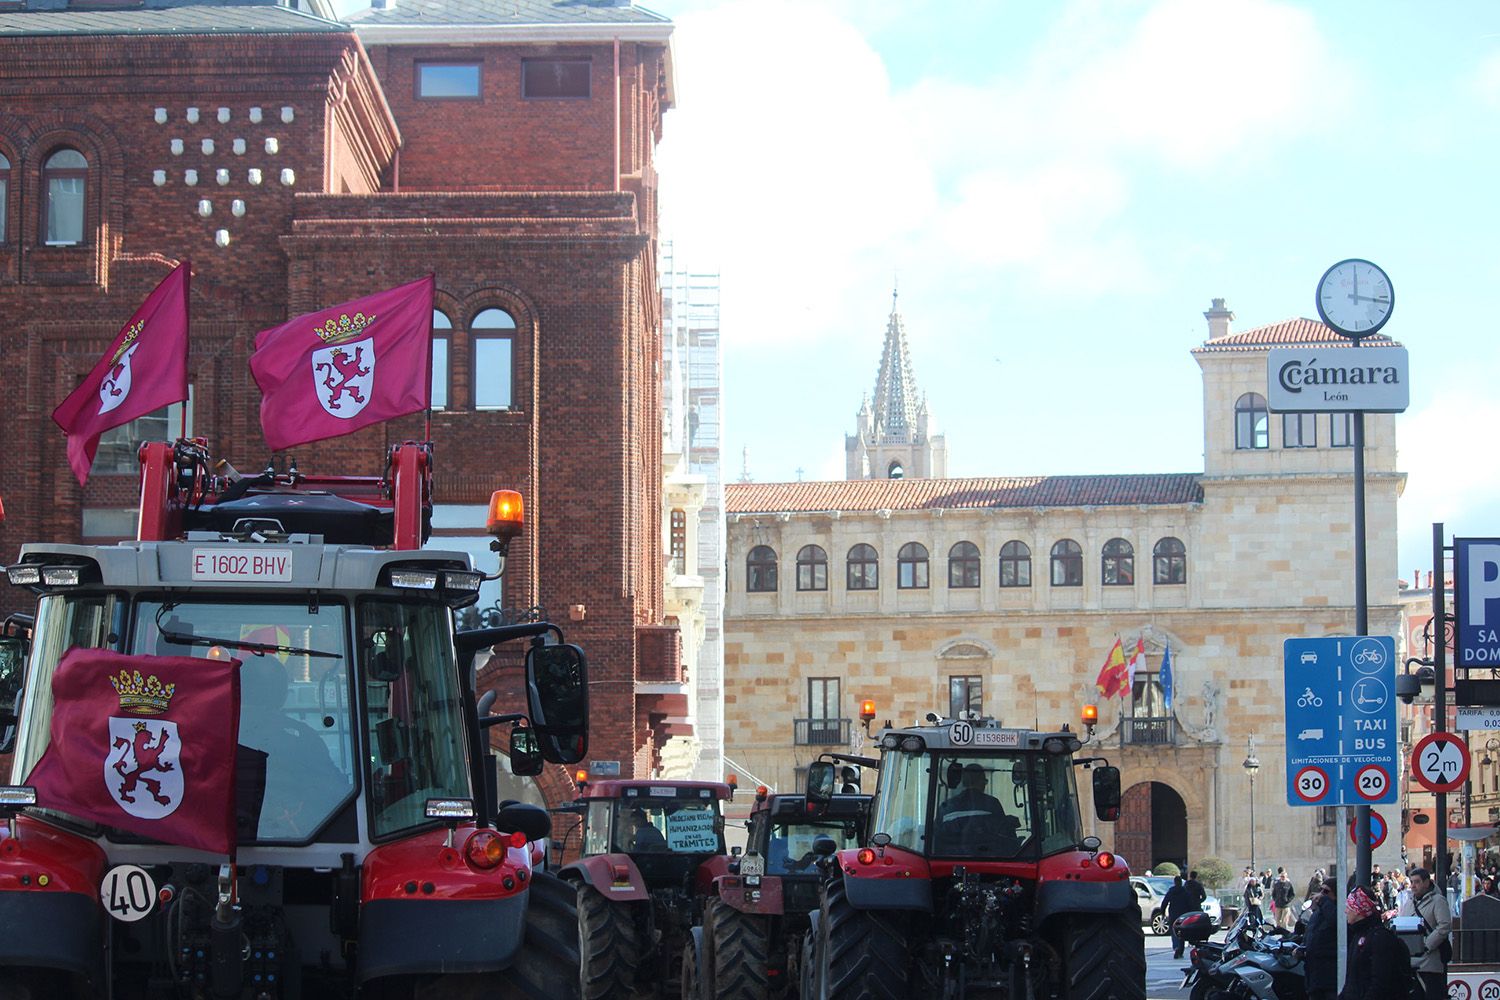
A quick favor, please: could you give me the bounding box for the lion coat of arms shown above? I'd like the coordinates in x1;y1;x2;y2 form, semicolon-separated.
311;337;376;419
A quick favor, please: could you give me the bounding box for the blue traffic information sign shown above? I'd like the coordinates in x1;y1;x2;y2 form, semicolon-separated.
1456;539;1500;667
1284;636;1399;807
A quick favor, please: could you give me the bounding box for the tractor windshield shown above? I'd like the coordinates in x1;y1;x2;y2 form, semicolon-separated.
766;818;862;874
872;749;1085;859
612;797;723;855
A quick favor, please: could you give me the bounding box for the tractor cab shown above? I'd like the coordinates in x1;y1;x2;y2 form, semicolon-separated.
573;779;729;886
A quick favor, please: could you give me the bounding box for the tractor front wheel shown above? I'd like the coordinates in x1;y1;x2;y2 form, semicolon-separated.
706;899;771;1000
1059;910;1146;1000
507;870;584;1000
577;884;644;1000
818;880;910;1000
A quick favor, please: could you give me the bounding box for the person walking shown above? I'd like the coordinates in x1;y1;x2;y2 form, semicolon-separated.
1398;867;1452;1000
1162;874;1194;960
1340;885;1408;1000
1303;877;1337;1000
1272;867;1296;929
1243;868;1265;925
1306;866;1326;905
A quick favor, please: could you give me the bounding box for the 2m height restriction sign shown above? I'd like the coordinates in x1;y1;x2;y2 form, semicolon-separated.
1411;732;1470;794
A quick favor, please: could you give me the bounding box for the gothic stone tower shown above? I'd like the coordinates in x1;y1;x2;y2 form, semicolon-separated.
845;291;947;479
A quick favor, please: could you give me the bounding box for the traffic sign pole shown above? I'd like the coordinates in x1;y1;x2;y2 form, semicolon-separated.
1436;522;1449;888
1354;406;1371;888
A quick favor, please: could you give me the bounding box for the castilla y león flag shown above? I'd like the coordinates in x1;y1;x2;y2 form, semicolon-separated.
250;275;434;451
25;649;241;854
51;262;191;486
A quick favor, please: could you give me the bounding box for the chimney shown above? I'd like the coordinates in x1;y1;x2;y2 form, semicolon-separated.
1204;298;1234;341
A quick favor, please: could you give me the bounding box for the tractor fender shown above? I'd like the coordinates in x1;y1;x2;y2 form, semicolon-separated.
358;892;528;981
0;889;104;986
562;853;650;901
1033;877;1137;927
711;872;784;915
842;870;933;911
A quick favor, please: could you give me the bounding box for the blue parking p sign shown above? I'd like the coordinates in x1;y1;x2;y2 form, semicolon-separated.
1284;636;1399;807
1456;539;1500;667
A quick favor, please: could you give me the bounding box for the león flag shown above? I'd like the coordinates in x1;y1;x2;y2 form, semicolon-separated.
51;263;191;486
26;649;241;854
1094;638;1128;700
250;275;434;451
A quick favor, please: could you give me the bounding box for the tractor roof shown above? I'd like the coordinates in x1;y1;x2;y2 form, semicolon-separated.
753;793;870;820
877;717;1085;754
580;779;732;802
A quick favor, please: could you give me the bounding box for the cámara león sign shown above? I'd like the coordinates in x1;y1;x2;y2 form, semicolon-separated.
1266;346;1409;413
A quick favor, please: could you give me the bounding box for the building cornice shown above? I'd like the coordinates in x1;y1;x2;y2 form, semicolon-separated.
352;22;673;45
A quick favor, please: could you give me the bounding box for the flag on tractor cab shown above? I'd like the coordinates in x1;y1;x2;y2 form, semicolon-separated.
51;262;191;486
250;275;434;451
1159;643;1174;711
1124;635;1147;692
1094;637;1128;700
25;648;241;854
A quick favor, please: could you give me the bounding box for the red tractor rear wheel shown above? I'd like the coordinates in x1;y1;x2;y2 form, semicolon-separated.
1059;910;1146;1000
819;880;910;1000
507;870;584;1000
577;884;644;1000
705;899;770;1000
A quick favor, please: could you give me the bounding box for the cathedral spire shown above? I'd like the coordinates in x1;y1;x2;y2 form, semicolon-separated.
844;290;948;480
871;288;919;445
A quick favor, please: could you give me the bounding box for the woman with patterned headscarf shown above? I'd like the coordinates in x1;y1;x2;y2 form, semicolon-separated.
1339;885;1408;1000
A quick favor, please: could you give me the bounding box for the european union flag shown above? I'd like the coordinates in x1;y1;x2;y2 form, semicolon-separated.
1160;644;1174;711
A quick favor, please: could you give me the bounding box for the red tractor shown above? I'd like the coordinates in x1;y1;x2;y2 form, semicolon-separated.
800;715;1144;1000
685;784;872;1000
558;778;734;999
0;440;590;999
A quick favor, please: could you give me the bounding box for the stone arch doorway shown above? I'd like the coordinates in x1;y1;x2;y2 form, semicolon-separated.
1116;781;1189;872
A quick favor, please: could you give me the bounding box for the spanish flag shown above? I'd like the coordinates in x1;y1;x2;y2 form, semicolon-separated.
1094;638;1128;700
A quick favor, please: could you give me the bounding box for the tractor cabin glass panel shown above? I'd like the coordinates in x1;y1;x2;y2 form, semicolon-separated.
610;788;723;855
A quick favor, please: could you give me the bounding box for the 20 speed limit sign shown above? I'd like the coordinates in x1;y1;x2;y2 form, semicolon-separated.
1355;764;1390;801
1294;765;1330;803
1412;732;1470;794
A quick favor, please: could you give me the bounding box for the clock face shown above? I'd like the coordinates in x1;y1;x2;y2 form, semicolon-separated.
1316;259;1394;338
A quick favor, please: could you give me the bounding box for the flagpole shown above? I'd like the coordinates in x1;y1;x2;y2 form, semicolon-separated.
180;262;191;440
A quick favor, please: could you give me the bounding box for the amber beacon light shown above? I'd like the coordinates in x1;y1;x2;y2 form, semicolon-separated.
486;490;524;539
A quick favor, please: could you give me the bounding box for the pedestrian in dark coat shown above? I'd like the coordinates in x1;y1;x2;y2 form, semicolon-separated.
1162;875;1194;960
1339;886;1408;1000
1303;878;1337;1000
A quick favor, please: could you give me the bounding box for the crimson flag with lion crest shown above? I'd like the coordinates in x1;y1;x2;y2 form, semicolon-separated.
250;275;434;451
51;261;191;486
26;649;241;854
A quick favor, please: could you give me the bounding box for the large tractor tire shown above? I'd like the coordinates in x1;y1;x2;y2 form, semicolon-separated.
577;883;644;1000
1059;910;1146;1000
508;870;584;1000
705;899;770;1000
818;880;910;1000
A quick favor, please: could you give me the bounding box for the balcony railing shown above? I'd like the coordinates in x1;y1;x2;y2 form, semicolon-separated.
1121;716;1176;746
794;718;851;746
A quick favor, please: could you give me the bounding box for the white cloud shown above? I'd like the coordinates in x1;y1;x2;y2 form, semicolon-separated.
1399;392;1500;557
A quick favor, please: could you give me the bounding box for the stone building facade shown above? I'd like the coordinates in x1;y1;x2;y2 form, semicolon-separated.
0;0;678;793
724;298;1406;877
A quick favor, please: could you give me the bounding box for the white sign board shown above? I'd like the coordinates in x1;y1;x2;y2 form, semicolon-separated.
1266;346;1409;413
1458;707;1500;731
664;809;718;853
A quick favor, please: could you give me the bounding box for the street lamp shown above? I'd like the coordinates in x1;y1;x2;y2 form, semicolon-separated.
1243;737;1261;873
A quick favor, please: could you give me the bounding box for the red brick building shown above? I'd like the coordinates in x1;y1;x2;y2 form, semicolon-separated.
0;0;681;793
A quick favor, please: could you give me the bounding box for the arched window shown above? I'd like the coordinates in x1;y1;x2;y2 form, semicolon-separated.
431;309;452;410
472;307;515;410
796;544;828;592
948;541;980;589
1102;538;1134;586
1050;539;1082;587
847;543;878;591
746;545;777;592
999;540;1031;587
1153;537;1186;585
0;152;9;242
888;461;904;480
897;542;929;589
43;148;88;245
1234;392;1268;450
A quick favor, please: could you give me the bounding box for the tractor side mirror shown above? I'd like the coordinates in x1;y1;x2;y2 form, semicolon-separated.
805;761;835;805
526;642;589;764
1092;765;1122;822
495;802;551;842
509;727;544;777
811;835;838;857
0;636;23;755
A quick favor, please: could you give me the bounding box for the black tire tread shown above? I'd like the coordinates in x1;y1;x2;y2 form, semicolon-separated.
577;883;643;1000
707;899;771;1000
1062;910;1146;1000
822;880;910;1000
508;871;584;1000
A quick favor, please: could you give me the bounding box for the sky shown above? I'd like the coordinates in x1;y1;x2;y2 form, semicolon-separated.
642;0;1500;582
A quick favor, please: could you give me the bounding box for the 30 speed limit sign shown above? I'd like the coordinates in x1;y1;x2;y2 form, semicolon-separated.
1355;764;1390;801
1413;732;1470;794
1294;765;1331;803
